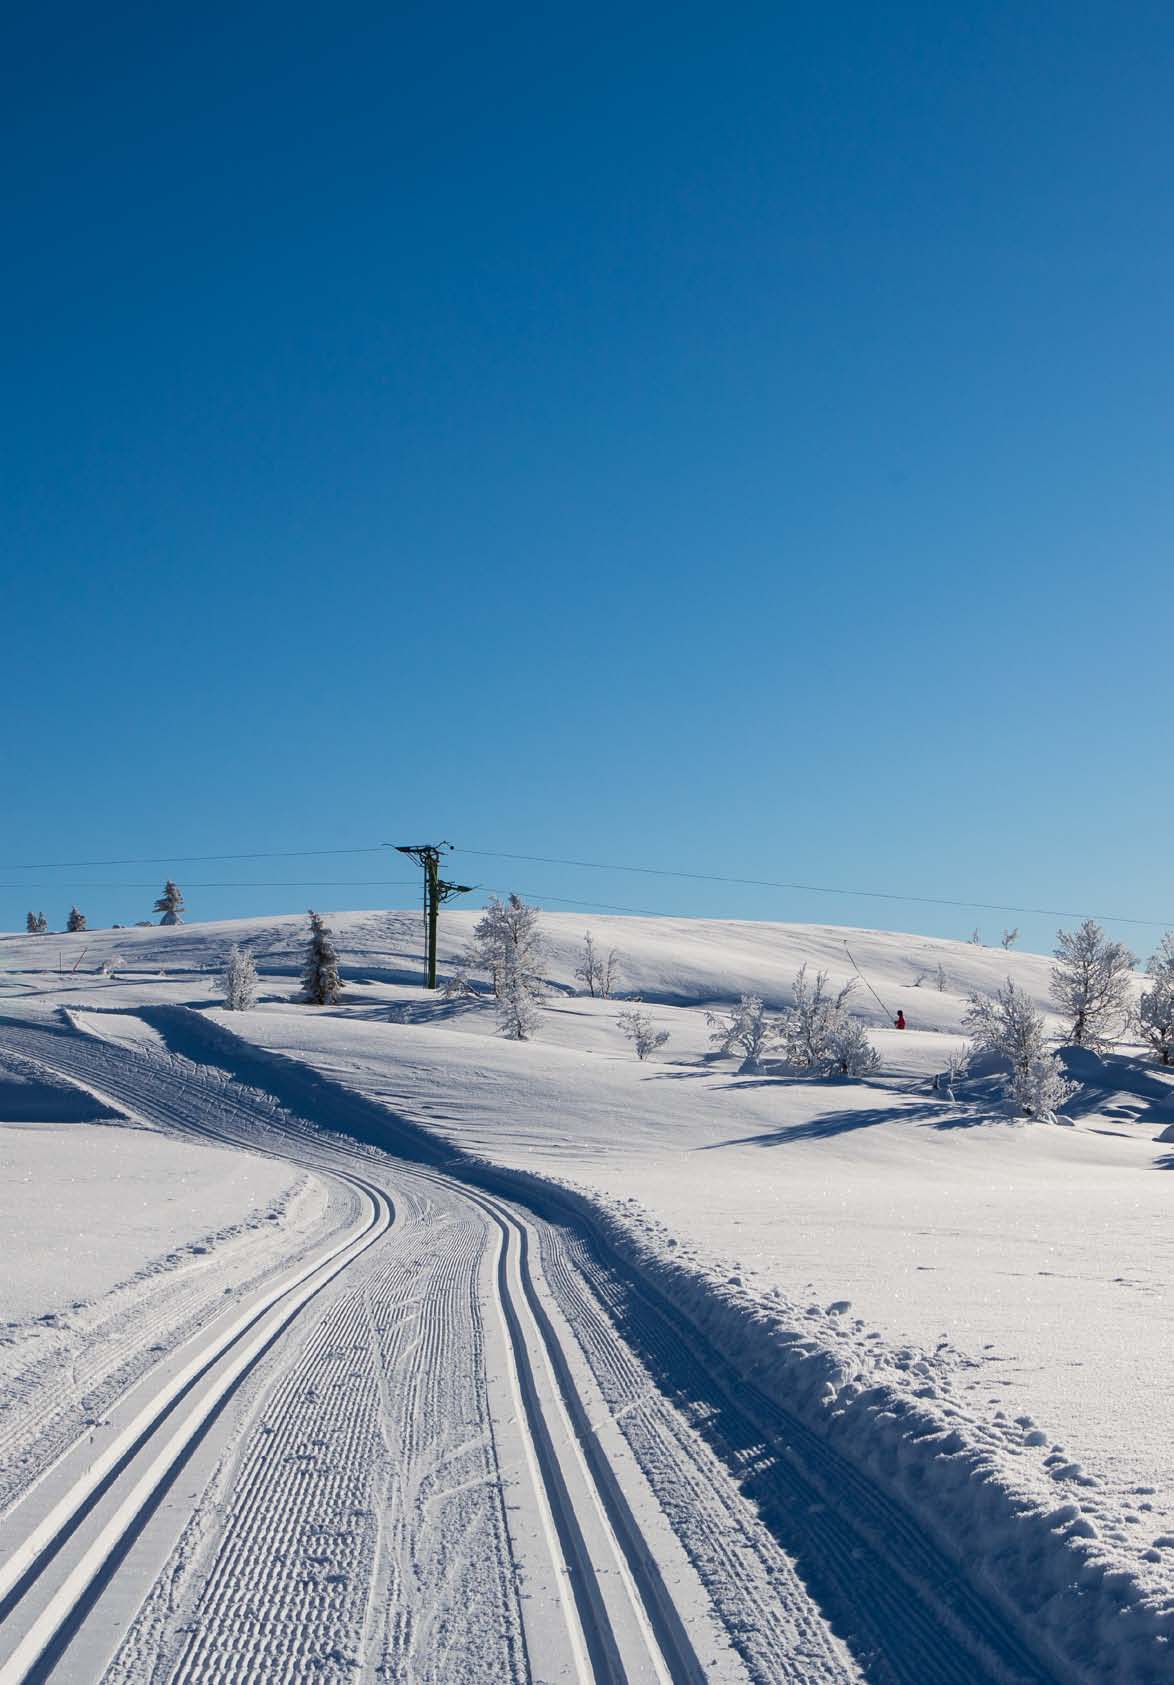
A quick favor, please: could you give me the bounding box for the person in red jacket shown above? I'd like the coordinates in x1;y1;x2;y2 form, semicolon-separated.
894;1009;907;1030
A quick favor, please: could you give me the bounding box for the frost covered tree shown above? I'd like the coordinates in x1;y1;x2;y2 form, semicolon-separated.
154;881;185;925
441;964;476;1000
778;966;852;1072
223;945;258;1011
825;1014;881;1077
67;907;86;933
302;910;343;1005
1135;934;1174;1065
35;912;47;933
778;966;879;1077
575;932;622;999
617;1009;670;1061
935;963;947;993
706;993;773;1072
1050;919;1136;1049
964;978;1075;1119
970;928;983;946
1001;928;1020;950
496;948;543;1040
934;1042;972;1099
471;894;545;999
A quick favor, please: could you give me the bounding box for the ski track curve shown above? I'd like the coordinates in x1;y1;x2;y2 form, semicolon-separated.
0;1011;1069;1685
0;1159;389;1685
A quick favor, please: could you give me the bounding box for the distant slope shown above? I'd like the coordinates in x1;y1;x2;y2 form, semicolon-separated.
1;908;1064;1030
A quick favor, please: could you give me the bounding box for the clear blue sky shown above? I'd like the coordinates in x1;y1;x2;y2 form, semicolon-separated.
4;2;1172;958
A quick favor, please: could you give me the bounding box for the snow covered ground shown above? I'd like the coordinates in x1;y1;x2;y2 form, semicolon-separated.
0;1117;303;1322
1;908;1171;1682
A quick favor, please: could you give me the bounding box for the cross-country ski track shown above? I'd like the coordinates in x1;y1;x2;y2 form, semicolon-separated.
0;1011;1068;1685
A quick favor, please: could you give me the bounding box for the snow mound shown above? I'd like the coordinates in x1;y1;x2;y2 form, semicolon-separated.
0;1050;123;1123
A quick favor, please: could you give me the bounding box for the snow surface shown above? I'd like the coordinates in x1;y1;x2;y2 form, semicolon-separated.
2;907;1172;1682
0;1121;300;1322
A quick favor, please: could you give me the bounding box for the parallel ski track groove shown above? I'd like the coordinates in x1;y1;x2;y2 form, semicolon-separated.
0;1176;349;1523
0;1027;391;1685
29;1028;702;1685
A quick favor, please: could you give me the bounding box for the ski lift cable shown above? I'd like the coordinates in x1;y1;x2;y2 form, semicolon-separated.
842;939;893;1018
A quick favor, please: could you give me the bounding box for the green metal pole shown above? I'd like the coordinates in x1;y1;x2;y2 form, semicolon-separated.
426;850;439;989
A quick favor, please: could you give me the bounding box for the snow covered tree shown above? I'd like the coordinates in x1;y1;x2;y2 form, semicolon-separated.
825;1013;881;1077
778;966;852;1072
67;907;86;933
778;966;879;1078
617;1008;670;1061
706;993;773;1072
302;910;343;1005
970;928;983;946
471;894;545;999
36;913;47;933
934;1042;972;1098
1135;934;1174;1065
1051;919;1136;1049
223;945;258;1011
441;964;476;1000
496;947;543;1040
575;932;622;999
154;880;185;925
1001;928;1020;950
935;963;947;992
964;978;1075;1120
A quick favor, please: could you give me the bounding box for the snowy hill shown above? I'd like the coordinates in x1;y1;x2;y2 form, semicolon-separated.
1;905;1065;1029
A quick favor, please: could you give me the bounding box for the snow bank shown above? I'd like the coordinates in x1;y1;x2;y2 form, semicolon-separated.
558;1196;1174;1685
0;1049;123;1123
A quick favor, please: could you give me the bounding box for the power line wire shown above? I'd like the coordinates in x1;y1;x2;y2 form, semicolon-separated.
1;835;1167;931
453;846;1172;931
0;880;420;891
0;847;387;871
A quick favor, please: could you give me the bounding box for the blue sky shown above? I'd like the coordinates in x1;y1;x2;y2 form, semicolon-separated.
3;2;1172;957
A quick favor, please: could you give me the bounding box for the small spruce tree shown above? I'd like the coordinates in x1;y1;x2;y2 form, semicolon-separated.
67;907;87;933
302;910;343;1005
154;880;185;925
223;945;259;1011
25;912;37;933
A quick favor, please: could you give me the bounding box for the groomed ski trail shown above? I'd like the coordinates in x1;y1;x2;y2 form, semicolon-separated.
0;1010;1069;1685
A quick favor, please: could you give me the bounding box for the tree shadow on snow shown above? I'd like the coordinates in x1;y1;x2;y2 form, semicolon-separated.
702;1101;949;1149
